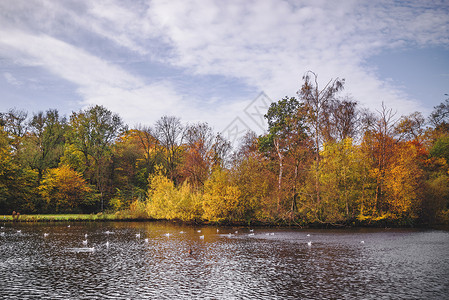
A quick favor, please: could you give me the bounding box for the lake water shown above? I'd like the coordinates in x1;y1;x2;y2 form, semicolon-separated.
0;222;448;299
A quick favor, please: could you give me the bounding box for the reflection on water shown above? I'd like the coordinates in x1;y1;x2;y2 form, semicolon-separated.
0;222;448;299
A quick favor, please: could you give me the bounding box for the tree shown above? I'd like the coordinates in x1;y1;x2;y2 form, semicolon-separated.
429;96;449;130
361;102;398;215
112;129;150;206
24;109;66;183
0;125;38;214
259;96;309;214
0;108;28;152
395;111;426;142
181;122;215;188
319;138;366;223
383;142;424;220
297;71;345;206
66;105;125;211
154;116;184;183
430;135;449;163
202;168;240;223
39;165;94;213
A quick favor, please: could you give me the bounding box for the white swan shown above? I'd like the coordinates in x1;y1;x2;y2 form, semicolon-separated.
82;239;88;245
307;241;312;246
44;233;49;237
199;235;204;239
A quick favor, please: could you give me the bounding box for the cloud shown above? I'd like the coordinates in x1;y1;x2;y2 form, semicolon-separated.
0;0;448;134
3;72;22;86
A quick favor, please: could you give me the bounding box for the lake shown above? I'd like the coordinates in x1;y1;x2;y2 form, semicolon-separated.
1;222;448;299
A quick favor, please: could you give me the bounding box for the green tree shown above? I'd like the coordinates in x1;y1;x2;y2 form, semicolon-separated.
66;105;125;211
259;96;310;216
23;109;66;183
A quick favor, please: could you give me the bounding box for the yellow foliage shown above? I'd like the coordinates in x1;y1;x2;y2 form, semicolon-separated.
146;171;203;221
203;168;241;222
39;165;92;212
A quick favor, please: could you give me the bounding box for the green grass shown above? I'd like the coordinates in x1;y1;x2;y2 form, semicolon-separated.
1;213;120;222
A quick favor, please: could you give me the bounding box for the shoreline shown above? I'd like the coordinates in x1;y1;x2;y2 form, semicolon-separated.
2;214;448;230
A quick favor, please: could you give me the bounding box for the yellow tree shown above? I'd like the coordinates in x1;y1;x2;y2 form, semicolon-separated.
384;141;424;220
202;168;240;223
39;165;93;213
319;138;368;223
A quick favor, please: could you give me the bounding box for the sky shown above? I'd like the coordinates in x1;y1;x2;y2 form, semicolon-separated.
0;0;448;145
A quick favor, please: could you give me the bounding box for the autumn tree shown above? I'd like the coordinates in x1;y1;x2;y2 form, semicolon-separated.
39;165;94;213
154;116;184;183
259;97;310;215
23;109;66;183
0;108;28;153
297;71;345;206
395;111;426;142
0;125;38;213
65;105;125;211
429;96;449;131
112;129;151;206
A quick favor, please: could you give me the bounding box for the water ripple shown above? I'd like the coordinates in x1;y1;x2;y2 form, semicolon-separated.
0;224;448;299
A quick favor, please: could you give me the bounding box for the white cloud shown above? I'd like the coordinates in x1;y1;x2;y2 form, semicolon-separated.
0;0;448;134
3;72;22;86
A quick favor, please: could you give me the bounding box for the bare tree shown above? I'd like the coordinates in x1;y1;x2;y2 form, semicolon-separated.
395;111;426;142
297;71;345;204
154;116;184;183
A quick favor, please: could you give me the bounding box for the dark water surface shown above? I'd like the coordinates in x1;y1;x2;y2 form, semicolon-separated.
0;222;448;299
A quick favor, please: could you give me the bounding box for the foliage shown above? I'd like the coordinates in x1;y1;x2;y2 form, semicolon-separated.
2;73;449;226
39;165;95;213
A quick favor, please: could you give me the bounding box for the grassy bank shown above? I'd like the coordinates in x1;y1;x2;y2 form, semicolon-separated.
1;213;121;222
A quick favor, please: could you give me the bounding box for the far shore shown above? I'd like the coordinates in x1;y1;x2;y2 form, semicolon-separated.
2;214;448;230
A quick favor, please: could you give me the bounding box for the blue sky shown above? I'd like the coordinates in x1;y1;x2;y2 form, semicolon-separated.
0;0;448;140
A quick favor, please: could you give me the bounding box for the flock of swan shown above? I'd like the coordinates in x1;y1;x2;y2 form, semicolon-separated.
0;225;367;251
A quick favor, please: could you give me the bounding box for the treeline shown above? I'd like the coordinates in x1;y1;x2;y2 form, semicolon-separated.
1;71;448;226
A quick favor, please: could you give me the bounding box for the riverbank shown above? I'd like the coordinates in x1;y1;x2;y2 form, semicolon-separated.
2;213;448;230
1;213;119;222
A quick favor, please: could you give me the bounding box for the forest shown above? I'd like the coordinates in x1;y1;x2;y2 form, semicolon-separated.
1;72;448;226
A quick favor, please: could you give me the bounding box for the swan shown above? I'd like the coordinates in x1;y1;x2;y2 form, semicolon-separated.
82;239;88;245
84;233;88;238
67;225;70;228
180;231;185;234
306;234;310;237
197;230;201;233
17;230;21;233
44;233;49;237
199;235;204;239
307;241;312;246
164;233;171;237
360;240;365;244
